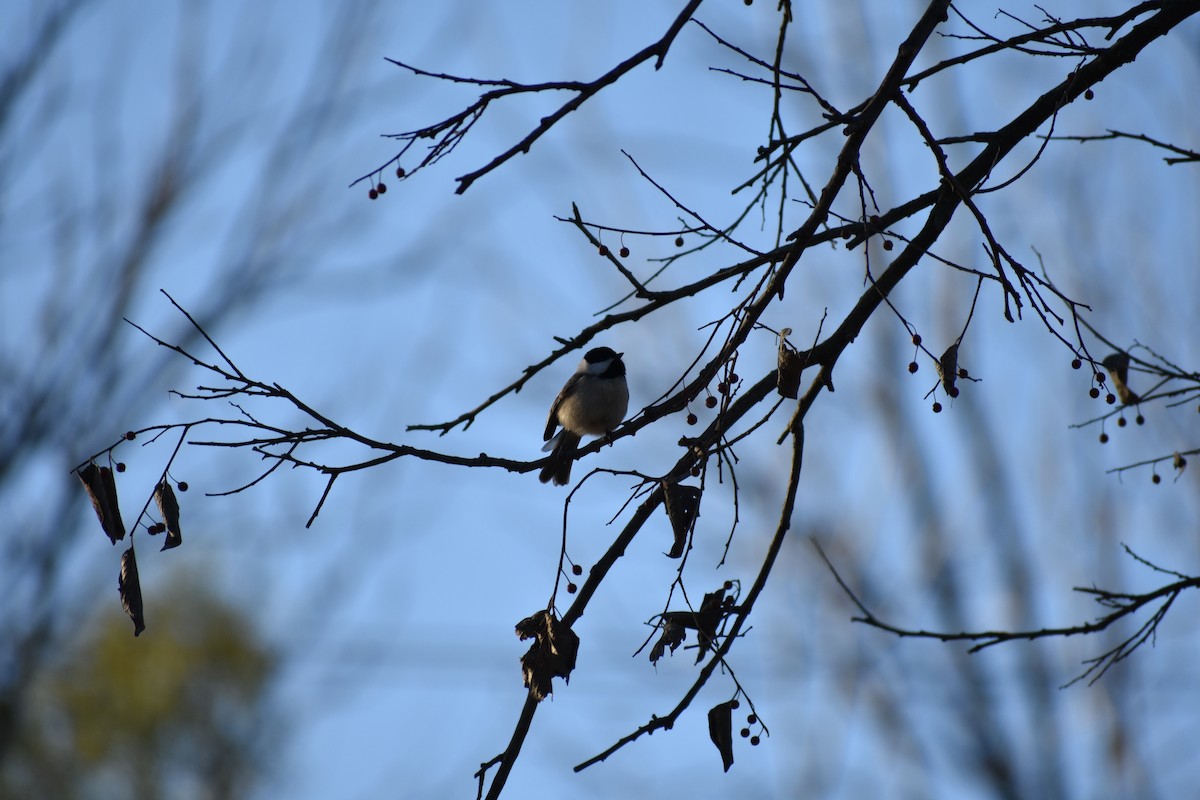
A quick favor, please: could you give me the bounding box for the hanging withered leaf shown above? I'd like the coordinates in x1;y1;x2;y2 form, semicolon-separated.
515;610;580;702
118;546;145;636
1101;352;1140;405
658;586;729;665
78;462;126;544
649;619;686;664
661;480;702;559
707;700;736;772
777;331;802;399
937;343;959;396
692;587;729;664
153;480;183;551
1173;452;1187;474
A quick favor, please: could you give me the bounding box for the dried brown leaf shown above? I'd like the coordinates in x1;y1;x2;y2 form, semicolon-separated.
118;546;145;636
649;619;686;664
661;481;702;559
154;480;183;550
937;343;959;395
707;700;735;772
777;346;802;399
516;610;580;701
78;462;126;544
1102;352;1140;405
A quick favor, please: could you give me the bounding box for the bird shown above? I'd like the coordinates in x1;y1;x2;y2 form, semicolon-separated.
539;346;629;486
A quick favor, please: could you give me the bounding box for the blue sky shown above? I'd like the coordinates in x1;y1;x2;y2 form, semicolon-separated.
5;2;1200;798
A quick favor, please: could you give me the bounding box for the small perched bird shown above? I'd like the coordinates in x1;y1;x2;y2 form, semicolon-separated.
540;346;629;486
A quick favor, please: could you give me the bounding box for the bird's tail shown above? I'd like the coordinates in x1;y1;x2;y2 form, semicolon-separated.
539;431;580;486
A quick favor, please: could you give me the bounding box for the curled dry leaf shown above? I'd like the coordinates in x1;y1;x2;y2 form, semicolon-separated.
937;343;959;396
515;610;579;702
118;546;145;636
658;586;729;664
1102;352;1140;405
154;480;183;550
78;462;126;544
691;587;729;664
707;700;736;772
777;343;802;399
649;619;686;664
661;480;702;559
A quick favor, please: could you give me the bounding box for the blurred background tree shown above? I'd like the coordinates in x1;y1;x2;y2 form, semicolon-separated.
0;1;404;796
1;579;275;800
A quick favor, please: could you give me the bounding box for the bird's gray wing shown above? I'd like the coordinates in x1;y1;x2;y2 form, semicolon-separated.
544;373;583;441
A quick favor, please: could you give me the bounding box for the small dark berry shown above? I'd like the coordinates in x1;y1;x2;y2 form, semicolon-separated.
747;714;757;724
744;0;752;6
730;699;741;710
571;564;582;576
740;728;751;738
723;580;733;590
948;386;960;398
690;466;701;477
395;166;406;178
1117;417;1127;427
932;402;942;413
675;236;684;247
619;246;630;258
376;182;387;194
705;396;717;409
115;463;126;472
1095;372;1106;384
177;481;188;492
125;431;137;441
1105;393;1116;405
368;189;378;200
882;239;894;251
717;382;728;395
1089;387;1100;399
1071;358;1082;370
957;368;968;379
908;361;918;374
1152;473;1161;484
750;735;761;746
1136;414;1145;425
598;245;609;257
1084;89;1094;100
567;582;578;594
912;334;922;346
686;413;698;425
729;373;738;384
1099;432;1109;444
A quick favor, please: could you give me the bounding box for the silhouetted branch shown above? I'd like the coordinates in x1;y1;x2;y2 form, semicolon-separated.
1048;128;1200;164
353;0;704;194
817;539;1200;686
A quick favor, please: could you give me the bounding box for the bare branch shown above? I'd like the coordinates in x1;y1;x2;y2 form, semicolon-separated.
354;0;705;194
